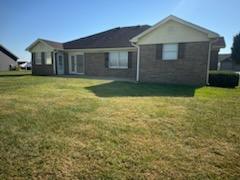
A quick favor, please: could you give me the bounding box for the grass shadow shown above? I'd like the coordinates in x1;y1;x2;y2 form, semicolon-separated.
0;74;31;78
86;81;198;97
0;71;32;77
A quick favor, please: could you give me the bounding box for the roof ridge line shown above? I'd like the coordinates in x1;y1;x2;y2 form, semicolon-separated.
39;38;63;44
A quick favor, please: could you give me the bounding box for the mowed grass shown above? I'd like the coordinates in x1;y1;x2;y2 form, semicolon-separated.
0;72;239;179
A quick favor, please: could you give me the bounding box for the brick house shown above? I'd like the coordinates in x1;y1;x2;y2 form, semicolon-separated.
26;15;225;85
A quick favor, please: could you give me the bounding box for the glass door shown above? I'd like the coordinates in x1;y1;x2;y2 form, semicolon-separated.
70;55;84;74
57;55;64;75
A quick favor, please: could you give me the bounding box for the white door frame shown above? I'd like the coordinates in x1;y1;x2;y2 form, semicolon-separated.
69;53;85;74
56;53;64;75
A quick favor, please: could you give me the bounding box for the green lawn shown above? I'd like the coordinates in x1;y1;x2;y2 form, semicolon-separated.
0;72;239;179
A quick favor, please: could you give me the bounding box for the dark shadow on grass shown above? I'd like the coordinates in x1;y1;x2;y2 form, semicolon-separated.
50;75;135;82
0;71;32;78
0;74;31;78
86;81;198;97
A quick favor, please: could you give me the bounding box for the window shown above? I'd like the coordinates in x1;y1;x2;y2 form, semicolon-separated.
45;52;52;65
109;51;128;69
35;52;42;64
162;44;178;60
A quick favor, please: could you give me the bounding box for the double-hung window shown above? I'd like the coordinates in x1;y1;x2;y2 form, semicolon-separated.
162;44;178;60
45;52;52;64
35;52;42;64
109;51;128;69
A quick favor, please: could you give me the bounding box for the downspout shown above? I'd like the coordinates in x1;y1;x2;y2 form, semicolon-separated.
131;42;140;82
206;40;212;85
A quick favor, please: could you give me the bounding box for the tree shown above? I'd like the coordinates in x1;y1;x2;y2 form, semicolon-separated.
231;32;240;64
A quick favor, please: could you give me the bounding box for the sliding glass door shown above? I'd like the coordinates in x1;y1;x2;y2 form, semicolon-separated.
70;54;84;74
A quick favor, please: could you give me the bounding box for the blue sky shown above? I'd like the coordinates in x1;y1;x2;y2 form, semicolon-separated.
0;0;239;60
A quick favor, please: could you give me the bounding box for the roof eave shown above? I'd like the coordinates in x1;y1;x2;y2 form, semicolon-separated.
64;46;137;52
211;37;226;49
0;44;19;60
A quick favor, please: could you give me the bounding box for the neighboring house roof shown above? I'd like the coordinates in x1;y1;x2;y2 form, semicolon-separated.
219;54;232;62
17;59;29;63
20;62;32;68
130;15;220;43
0;44;19;61
63;25;150;49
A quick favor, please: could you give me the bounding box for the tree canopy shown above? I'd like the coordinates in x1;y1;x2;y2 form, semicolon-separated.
231;32;240;64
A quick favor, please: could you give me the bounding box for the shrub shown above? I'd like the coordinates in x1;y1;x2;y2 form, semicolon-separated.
209;71;239;88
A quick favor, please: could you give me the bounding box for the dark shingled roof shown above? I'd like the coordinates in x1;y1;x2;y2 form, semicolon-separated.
40;25;150;49
63;25;151;49
40;39;63;49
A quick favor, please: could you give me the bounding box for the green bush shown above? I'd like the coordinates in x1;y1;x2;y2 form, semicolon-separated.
209;71;239;88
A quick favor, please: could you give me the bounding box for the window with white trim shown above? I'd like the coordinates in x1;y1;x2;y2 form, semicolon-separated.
35;52;42;64
45;52;52;64
109;51;128;69
162;44;178;60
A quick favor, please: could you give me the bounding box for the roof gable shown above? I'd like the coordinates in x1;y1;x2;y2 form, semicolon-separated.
41;39;63;49
26;39;63;51
135;20;212;44
131;15;219;43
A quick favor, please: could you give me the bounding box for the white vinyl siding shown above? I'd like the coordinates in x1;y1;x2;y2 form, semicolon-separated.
137;20;210;45
162;44;178;60
45;52;52;64
109;51;128;69
35;52;42;64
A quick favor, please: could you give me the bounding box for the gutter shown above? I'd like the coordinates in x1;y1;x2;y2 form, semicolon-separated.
131;42;140;82
206;40;212;85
